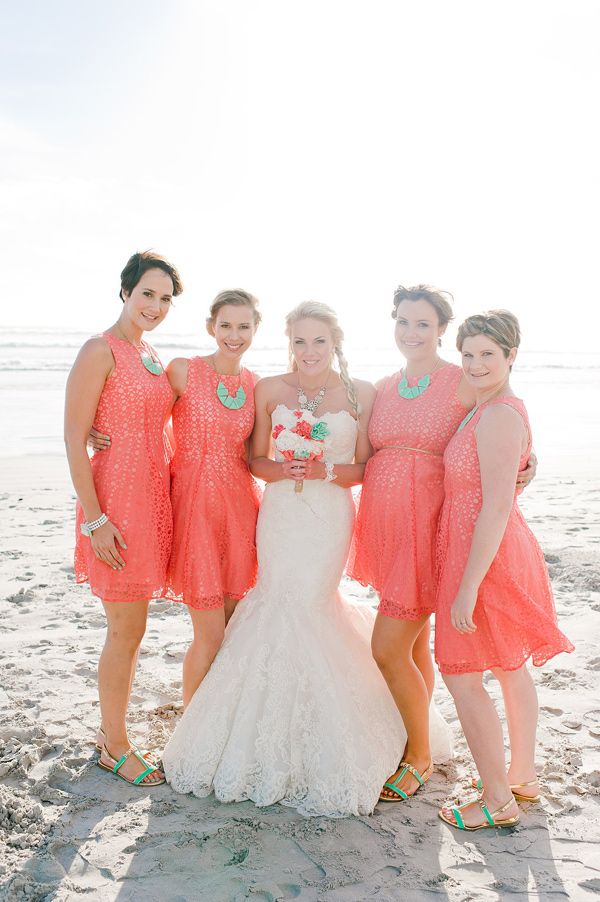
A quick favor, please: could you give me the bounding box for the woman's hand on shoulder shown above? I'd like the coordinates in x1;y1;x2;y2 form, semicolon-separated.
518;449;537;491
166;357;189;399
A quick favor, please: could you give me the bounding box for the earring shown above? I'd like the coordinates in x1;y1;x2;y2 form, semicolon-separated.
438;338;442;347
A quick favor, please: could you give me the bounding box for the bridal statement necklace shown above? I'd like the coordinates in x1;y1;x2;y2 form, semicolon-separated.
397;359;443;400
297;375;328;413
211;355;247;410
116;326;163;375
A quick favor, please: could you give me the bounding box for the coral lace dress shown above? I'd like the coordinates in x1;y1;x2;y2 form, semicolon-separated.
435;397;574;674
74;333;173;602
166;357;261;610
349;364;466;619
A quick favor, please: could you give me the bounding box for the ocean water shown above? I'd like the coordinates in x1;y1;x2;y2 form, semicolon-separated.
1;327;599;481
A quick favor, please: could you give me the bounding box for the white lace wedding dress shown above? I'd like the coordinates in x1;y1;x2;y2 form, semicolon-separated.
163;405;452;817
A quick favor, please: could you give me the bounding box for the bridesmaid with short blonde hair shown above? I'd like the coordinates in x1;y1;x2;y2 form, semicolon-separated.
436;310;573;830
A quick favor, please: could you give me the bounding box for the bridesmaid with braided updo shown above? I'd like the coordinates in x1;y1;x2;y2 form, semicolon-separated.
65;250;183;787
348;285;536;804
166;290;262;707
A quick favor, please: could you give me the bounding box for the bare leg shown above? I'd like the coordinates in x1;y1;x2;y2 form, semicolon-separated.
98;600;162;783
441;672;518;827
182;606;226;709
412;618;435;701
223;594;239;625
492;665;539;796
372;612;433;797
99;647;138;738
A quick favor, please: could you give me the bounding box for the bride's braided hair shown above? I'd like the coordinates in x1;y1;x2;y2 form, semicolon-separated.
284;301;360;416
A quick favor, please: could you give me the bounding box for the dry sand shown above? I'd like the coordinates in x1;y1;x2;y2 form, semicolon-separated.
1;456;599;901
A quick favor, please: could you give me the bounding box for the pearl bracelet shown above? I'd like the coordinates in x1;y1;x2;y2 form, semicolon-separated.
324;461;337;482
80;513;108;537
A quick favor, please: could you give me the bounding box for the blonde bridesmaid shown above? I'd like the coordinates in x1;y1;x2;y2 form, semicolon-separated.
166;290;262;707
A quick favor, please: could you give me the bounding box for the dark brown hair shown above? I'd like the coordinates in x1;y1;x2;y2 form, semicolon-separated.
392;284;454;326
120;250;183;301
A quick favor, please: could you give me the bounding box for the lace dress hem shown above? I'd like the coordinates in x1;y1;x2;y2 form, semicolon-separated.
165;587;252;610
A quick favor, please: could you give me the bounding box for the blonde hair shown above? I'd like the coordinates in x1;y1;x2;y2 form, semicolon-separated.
392;284;454;326
284;301;360;415
206;289;261;334
456;309;521;357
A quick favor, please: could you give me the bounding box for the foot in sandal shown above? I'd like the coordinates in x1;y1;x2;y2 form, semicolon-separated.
379;759;433;802
95;726;158;763
439;795;520;830
98;743;165;786
471;775;540;802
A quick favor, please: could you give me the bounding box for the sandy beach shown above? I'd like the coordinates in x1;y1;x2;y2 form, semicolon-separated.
1;452;599;901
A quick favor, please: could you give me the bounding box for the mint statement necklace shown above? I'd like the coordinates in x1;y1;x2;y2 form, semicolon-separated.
116;325;163;375
397;359;443;400
211;356;246;410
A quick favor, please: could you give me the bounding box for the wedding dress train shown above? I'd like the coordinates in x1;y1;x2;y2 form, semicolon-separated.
163;405;452;817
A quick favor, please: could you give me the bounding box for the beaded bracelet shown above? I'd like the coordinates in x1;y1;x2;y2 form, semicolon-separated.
324;461;337;482
80;513;108;537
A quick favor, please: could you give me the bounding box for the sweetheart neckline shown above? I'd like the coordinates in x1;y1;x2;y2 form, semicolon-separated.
271;403;357;427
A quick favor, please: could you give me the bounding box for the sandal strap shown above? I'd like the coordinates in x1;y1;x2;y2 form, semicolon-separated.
102;746;135;775
103;745;158;784
130;748;158;784
398;761;426;786
452;806;466;829
481;797;516;823
383;778;408;799
510;779;538;789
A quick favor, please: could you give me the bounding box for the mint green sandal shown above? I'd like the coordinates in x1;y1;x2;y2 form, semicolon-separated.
439;796;520;831
471;776;540;803
95;727;157;763
98;745;165;786
379;761;433;802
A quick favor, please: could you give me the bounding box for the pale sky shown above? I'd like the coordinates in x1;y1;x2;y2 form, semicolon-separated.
1;0;599;350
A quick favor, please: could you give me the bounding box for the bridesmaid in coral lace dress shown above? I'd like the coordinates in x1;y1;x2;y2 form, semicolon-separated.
165;290;262;707
348;286;535;803
436;311;573;831
65;251;183;786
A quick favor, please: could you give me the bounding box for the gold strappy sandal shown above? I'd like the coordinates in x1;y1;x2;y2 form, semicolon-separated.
439;796;520;831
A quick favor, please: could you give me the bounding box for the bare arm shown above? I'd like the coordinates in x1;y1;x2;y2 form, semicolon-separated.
64;338;126;570
64;338;113;521
166;357;189;400
458;372;535;489
249;378;299;483
451;403;526;633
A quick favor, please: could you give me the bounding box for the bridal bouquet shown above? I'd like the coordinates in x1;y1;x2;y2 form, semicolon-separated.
272;411;330;493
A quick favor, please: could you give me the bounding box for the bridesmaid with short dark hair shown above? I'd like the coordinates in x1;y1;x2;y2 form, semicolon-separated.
65;250;182;786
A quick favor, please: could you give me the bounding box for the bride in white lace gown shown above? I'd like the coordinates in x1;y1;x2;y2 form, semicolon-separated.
163;303;452;817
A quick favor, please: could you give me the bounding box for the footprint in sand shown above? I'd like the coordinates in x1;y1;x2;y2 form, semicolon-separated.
586;657;600;671
583;711;600;737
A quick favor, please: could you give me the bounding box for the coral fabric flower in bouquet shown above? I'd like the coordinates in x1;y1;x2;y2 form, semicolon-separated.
272;411;331;493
